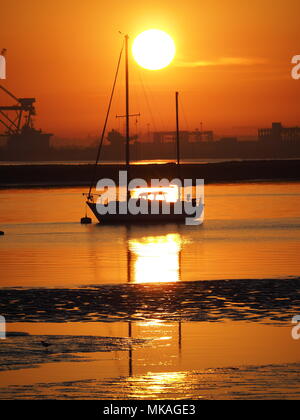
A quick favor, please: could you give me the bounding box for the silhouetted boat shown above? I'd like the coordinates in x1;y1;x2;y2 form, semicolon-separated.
85;35;203;224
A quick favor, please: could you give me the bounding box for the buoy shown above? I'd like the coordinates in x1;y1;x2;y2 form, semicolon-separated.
0;231;4;236
40;340;52;349
81;216;92;224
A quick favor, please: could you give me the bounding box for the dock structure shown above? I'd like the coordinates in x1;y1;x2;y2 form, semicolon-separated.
153;129;214;145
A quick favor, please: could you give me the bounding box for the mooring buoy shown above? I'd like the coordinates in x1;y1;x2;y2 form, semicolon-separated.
81;216;92;224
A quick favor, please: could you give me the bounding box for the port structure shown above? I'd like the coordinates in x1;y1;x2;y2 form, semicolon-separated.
0;84;36;136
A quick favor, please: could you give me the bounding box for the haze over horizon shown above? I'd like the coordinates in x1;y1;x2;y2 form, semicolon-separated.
1;0;300;143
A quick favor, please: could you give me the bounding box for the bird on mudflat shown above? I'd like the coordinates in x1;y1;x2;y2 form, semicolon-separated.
40;340;52;349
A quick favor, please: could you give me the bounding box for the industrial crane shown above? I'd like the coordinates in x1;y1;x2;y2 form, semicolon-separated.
0;84;36;135
0;84;52;159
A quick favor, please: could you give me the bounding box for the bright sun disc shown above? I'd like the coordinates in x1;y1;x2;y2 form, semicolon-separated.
132;29;176;70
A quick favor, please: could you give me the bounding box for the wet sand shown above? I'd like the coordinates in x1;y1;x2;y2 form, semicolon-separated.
2;363;299;400
0;321;299;400
1;278;300;324
1;277;300;399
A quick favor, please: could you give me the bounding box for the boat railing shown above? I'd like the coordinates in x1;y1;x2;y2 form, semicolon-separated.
82;192;102;203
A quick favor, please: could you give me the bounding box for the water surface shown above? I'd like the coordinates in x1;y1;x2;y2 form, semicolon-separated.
0;182;300;287
0;182;300;399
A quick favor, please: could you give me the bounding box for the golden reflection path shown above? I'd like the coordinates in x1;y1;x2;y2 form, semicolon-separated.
128;233;182;284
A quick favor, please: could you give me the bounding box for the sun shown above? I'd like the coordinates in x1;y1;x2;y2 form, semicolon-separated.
132;29;176;71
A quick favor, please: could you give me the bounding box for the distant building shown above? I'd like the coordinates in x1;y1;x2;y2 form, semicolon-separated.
258;122;300;145
153;130;214;144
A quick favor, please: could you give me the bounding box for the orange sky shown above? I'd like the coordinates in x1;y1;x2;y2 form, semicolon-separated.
1;0;300;141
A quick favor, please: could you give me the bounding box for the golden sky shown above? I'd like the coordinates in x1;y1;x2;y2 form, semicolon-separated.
1;0;300;140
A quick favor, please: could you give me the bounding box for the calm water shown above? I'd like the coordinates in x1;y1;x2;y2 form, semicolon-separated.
0;182;300;287
0;182;300;399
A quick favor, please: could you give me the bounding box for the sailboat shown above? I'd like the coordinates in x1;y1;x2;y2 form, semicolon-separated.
85;34;203;224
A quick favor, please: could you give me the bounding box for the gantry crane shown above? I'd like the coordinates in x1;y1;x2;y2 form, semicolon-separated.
0;84;36;135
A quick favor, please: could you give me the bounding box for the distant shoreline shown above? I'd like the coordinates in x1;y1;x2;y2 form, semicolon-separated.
0;159;299;189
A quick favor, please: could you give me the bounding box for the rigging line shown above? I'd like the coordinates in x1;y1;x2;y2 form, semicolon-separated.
87;40;124;198
178;95;190;132
137;67;158;134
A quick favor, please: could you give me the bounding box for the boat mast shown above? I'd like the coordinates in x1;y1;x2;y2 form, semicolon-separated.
124;34;132;201
175;90;182;189
125;34;130;169
175;91;180;166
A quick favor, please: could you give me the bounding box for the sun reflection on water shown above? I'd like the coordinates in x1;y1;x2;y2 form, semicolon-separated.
128;233;182;283
126;371;188;399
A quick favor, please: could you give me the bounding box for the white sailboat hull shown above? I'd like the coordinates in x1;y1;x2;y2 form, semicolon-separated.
87;200;203;224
